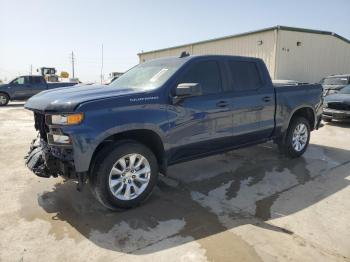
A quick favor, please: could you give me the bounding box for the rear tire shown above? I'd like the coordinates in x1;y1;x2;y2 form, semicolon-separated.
0;93;9;106
90;140;159;210
278;117;311;158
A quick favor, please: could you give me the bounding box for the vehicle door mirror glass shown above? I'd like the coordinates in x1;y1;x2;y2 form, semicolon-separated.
173;83;202;104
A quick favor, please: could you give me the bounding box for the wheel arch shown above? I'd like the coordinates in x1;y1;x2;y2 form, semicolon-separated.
285;106;316;132
0;91;10;101
89;129;166;176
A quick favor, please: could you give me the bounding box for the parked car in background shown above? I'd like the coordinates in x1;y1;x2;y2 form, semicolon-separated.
320;74;350;96
272;79;309;86
24;55;323;210
0;75;78;106
323;84;350;122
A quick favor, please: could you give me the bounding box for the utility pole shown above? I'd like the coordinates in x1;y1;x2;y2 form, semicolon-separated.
71;51;75;79
100;44;104;84
30;64;32;75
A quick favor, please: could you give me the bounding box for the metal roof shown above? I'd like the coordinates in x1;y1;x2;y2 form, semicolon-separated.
138;25;350;56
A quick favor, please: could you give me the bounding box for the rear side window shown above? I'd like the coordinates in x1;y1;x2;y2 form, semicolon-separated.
30;76;44;84
180;61;222;95
227;61;262;91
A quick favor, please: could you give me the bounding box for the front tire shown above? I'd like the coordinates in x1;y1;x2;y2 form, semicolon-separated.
0;93;9;106
90;141;159;210
278;117;311;158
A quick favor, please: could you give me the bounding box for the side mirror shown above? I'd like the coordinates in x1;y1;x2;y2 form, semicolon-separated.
173;83;202;104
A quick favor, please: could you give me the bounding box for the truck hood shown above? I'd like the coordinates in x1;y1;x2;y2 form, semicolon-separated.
25;84;143;112
325;93;350;104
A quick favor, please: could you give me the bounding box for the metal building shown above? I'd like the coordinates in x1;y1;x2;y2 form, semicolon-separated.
138;26;350;83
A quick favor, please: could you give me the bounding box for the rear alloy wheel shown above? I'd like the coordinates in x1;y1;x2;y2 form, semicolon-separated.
278;117;311;158
90;141;158;210
291;123;309;152
0;93;9;106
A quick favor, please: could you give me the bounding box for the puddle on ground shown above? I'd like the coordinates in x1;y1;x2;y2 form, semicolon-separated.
18;143;348;259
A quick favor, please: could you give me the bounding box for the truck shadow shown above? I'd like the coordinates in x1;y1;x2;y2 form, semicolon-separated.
325;121;350;128
1;102;25;108
22;143;350;255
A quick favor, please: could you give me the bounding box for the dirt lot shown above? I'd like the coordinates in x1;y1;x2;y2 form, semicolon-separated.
0;102;349;262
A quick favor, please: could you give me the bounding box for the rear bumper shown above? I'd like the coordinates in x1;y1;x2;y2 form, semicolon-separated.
25;137;76;178
322;108;350;120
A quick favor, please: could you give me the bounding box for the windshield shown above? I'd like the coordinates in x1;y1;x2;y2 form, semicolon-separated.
109;58;185;90
322;77;349;86
339;85;350;94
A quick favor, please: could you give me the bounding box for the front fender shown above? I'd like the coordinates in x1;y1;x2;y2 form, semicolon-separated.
62;103;169;173
0;86;12;100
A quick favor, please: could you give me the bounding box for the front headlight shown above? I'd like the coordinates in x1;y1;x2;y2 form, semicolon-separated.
324;101;328;108
50;113;84;125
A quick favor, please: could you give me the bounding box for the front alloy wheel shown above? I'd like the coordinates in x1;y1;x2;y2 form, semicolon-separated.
109;154;151;201
90;141;158;210
0;93;9;106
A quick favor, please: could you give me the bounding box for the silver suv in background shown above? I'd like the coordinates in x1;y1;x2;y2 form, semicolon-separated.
320;74;350;96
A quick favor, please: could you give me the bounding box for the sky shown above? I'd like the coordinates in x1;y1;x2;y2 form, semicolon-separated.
0;0;350;83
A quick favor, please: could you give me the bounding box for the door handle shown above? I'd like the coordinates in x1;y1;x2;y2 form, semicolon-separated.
262;96;272;102
216;101;229;107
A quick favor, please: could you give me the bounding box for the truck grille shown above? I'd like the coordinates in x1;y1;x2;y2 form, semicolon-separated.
34;112;49;141
327;102;350;111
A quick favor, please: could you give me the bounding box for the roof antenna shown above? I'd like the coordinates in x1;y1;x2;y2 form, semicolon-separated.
179;51;190;58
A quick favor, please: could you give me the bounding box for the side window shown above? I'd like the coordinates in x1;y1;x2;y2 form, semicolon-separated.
228;61;262;91
23;76;30;84
13;77;25;85
180;61;222;95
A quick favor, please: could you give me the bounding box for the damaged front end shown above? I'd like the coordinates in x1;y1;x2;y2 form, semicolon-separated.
25;112;76;179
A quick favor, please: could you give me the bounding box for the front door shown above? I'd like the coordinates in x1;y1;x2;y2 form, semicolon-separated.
167;59;233;163
12;76;32;100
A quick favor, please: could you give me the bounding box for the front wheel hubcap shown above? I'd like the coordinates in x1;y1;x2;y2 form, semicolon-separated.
108;153;151;200
292;123;308;152
0;95;7;105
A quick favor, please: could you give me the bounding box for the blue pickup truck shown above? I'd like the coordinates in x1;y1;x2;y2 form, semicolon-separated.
24;55;323;209
0;75;77;105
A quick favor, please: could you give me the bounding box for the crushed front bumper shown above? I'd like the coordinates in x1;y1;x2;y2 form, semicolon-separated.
25;136;75;178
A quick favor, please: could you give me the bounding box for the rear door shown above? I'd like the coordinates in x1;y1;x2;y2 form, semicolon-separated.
167;59;233;163
29;76;47;96
225;59;275;145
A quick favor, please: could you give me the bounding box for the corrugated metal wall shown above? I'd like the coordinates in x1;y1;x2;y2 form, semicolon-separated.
276;31;350;83
139;30;277;79
138;29;350;83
